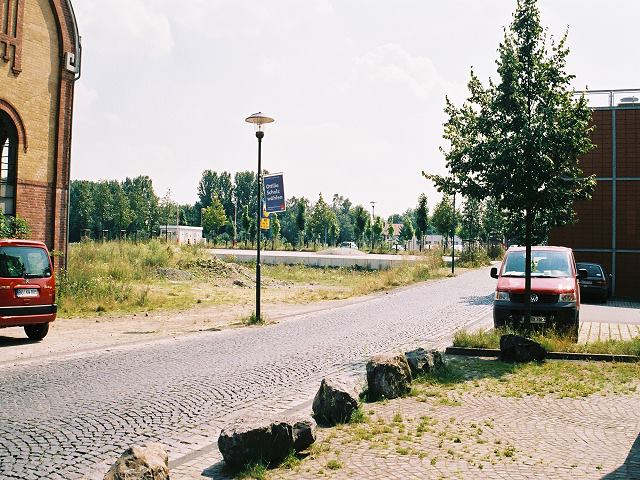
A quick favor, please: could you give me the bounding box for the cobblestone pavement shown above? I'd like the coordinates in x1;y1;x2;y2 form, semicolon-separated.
0;268;495;479
268;390;640;480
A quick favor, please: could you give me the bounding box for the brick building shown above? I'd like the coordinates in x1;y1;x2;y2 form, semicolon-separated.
550;90;640;299
0;0;80;267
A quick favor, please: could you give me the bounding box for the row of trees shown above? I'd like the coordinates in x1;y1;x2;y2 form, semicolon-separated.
68;171;511;250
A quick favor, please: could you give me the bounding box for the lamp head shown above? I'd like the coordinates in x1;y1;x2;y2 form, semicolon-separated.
245;112;275;133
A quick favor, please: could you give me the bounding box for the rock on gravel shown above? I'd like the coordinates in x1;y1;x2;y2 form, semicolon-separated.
312;377;362;426
500;334;546;363
103;443;169;480
366;353;412;400
405;348;445;377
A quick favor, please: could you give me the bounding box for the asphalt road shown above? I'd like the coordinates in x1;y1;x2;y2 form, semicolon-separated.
0;267;496;479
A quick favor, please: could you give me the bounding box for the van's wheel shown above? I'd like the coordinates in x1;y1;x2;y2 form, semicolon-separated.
24;323;49;341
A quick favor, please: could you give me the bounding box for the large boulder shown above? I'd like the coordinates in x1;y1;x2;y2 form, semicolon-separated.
290;418;316;452
404;348;445;377
218;419;293;469
104;443;169;480
500;334;546;363
366;353;412;401
312;377;361;426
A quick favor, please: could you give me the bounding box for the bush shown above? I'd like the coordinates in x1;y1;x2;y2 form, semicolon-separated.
0;215;31;239
456;248;491;268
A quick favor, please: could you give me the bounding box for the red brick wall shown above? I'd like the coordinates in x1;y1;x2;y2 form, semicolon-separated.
15;180;55;246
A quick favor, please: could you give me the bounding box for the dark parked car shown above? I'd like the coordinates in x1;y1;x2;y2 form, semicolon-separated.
576;262;611;303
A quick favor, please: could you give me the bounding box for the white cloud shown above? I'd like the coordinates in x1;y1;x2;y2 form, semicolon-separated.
75;0;174;57
346;44;444;100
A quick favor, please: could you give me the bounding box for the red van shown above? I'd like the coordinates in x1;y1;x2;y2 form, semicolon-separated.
490;246;587;339
0;239;56;340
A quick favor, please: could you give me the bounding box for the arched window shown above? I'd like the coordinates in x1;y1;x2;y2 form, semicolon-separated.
0;110;17;216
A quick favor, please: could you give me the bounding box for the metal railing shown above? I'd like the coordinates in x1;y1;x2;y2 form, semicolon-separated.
574;88;640;108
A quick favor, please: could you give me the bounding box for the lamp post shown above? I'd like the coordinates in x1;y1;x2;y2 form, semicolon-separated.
245;112;275;322
451;192;456;275
370;201;376;250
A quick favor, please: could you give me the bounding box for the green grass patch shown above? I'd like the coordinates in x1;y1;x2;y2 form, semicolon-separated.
236;461;268;479
241;312;266;326
413;356;640;398
453;328;640;356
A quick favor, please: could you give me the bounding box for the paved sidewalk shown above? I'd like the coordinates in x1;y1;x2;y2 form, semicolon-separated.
270;391;640;480
172;373;640;480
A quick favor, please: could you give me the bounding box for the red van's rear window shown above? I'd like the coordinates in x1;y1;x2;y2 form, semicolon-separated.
0;246;51;279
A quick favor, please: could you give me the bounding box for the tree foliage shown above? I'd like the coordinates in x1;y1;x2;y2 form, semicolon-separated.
202;195;227;240
415;194;429;249
425;0;595;317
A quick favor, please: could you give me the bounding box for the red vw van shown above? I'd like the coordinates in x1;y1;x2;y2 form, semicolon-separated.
0;239;56;340
491;246;587;339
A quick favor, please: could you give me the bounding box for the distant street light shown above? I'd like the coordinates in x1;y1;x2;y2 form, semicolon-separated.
245;112;275;323
370;201;376;250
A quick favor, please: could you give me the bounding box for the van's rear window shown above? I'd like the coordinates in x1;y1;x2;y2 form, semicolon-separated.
0;247;51;279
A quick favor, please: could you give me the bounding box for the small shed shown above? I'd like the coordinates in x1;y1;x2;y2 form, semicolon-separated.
159;225;204;245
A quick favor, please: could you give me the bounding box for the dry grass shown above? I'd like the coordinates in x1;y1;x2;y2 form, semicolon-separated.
58;241;448;318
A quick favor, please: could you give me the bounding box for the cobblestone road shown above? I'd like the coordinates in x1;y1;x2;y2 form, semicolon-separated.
0;268;494;479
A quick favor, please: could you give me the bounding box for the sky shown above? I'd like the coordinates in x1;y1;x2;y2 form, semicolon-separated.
70;0;640;219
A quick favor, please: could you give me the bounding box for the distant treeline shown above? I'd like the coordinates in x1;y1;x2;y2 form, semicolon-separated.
69;170;507;247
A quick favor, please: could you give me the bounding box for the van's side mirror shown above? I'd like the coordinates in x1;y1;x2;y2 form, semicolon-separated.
490;267;499;279
578;268;588;280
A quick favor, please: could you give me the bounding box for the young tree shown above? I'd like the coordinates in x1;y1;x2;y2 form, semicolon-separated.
271;213;281;249
197;170;218;210
309;193;331;245
460;197;484;247
426;0;595;321
431;196;455;248
352;205;368;247
372;217;384;248
123;175;158;237
295;202;307;249
398;215;415;248
69;180;95;241
327;216;340;246
241;205;251;247
234;171;258;217
202;195;227;243
482;197;505;243
387;223;395;241
415;194;429;251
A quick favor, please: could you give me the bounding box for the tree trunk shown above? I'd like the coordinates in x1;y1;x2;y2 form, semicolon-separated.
524;211;533;324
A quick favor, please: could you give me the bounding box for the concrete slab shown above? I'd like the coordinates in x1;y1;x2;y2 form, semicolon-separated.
207;248;422;270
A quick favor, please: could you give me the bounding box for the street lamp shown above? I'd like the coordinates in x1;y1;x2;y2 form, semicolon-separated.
245;112;275;323
370;201;376;250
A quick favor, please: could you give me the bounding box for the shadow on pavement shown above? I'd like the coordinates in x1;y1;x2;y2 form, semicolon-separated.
459;293;494;306
601;431;640;479
201;462;231;479
0;335;33;348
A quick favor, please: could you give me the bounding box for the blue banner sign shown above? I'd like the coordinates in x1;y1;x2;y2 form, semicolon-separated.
263;173;286;213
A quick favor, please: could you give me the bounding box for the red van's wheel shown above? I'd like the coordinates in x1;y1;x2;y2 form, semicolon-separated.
24;323;50;341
